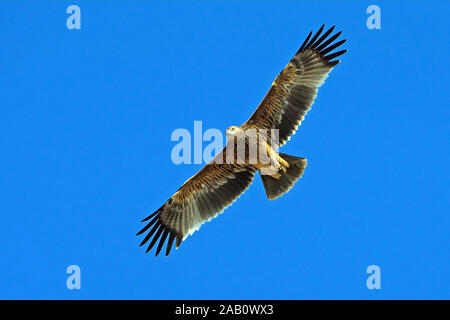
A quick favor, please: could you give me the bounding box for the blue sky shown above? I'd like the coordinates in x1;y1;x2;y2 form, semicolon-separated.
0;1;449;299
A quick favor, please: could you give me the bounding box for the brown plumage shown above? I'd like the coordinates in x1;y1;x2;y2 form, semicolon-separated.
138;25;347;256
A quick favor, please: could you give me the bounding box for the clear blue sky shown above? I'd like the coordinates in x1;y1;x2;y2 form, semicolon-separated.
1;1;448;299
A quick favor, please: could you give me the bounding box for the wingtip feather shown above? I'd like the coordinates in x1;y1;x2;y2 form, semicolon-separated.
298;26;347;64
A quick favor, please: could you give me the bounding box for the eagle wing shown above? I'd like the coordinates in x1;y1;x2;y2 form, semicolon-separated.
244;25;347;146
137;146;257;256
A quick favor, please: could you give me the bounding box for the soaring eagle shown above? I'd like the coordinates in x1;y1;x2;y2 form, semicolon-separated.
138;25;347;256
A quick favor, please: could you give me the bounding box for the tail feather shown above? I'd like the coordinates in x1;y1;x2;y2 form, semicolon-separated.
260;153;307;200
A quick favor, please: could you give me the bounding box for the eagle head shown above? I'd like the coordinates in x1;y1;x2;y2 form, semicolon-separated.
226;126;241;138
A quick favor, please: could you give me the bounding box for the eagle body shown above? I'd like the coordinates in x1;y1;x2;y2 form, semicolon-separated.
138;25;347;256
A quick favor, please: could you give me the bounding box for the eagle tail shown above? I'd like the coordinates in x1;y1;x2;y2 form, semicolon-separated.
260;153;307;200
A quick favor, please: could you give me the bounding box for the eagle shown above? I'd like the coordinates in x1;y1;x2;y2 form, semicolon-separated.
137;25;347;256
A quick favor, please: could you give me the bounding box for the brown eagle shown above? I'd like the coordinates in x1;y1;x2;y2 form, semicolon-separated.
138;25;347;256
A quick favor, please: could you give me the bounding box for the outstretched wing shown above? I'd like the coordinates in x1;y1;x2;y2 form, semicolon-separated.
244;25;347;146
137;148;257;257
